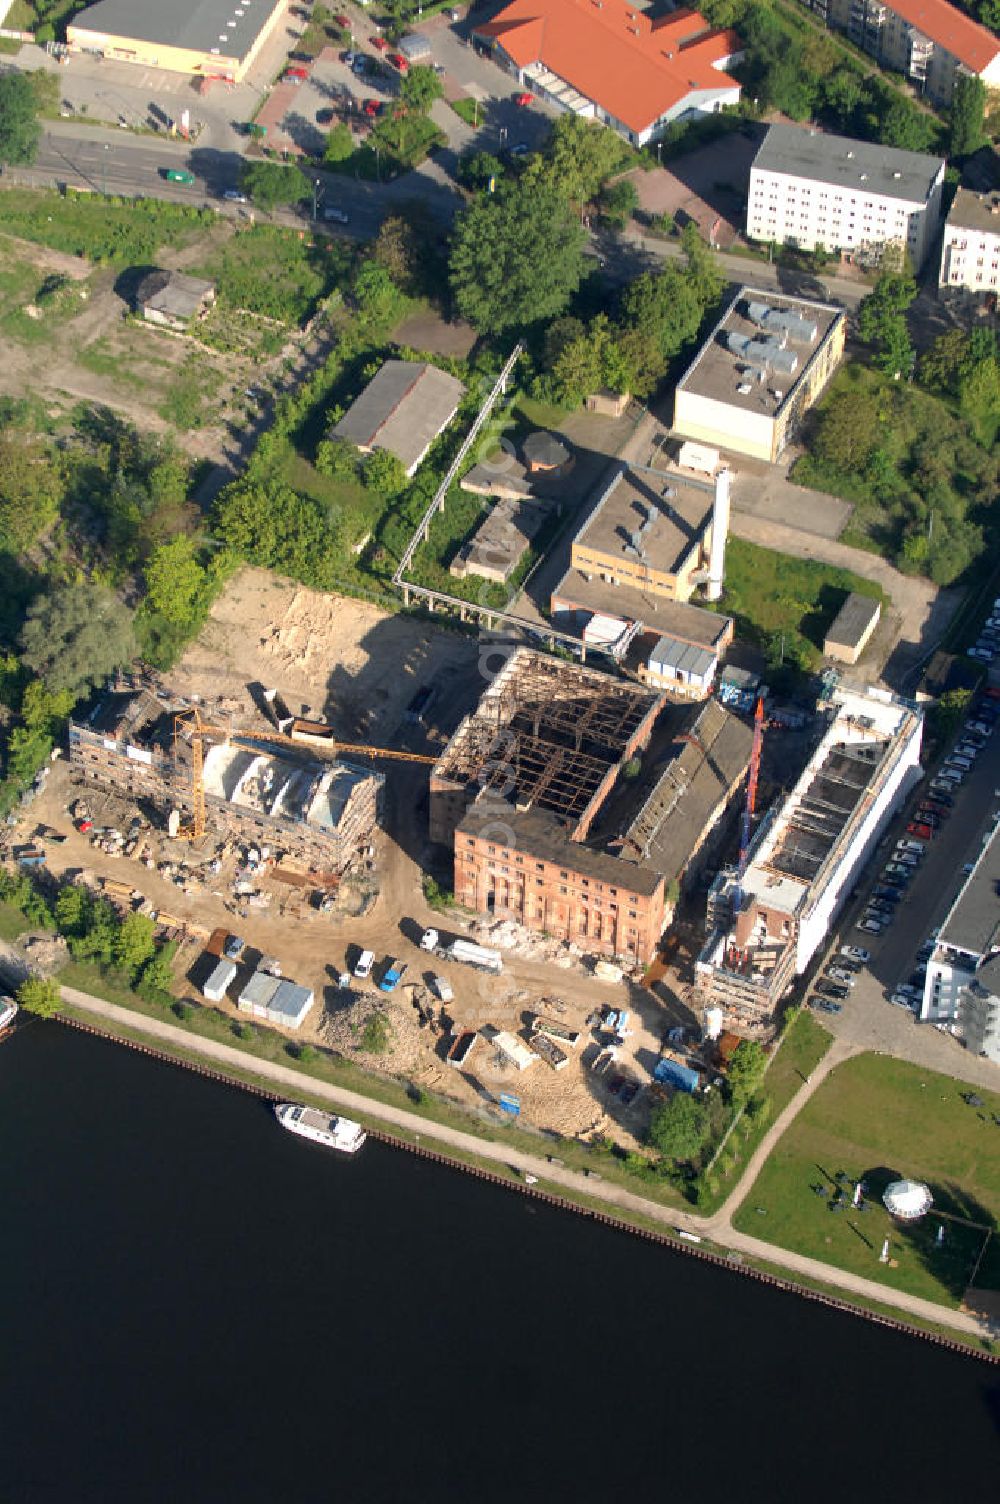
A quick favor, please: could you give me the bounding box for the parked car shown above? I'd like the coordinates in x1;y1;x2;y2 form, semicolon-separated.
956;743;980;759
890;992;916;1010
945;756;973;773
894;852;920;868
897;839;925;855
969;647;995;661
858;918;883;934
514;91;533;105
372;35;390;50
815;999;843;1014
916;803;946;820
354;948;375;979
817;980;848;1000
223;934;246;959
334;12;351;24
834;954;862;971
222;188;247;202
868;899;895;916
323;206;350;223
897;983;920;998
827;966;856;985
906;823;934;841
510;142;530;156
930;777;959;794
884;862;913;879
389;51;410;71
872;884;902;902
165;168;196;184
841;945;871;963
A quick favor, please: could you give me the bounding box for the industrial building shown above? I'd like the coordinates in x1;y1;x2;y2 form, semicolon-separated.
805;0;1000;107
473;0;742;146
823;592;882;665
747;125;945;272
67;0;286;82
939;187;1000;294
673;288;847;464
450;496;552;585
331;360;466;478
431;649;753;963
68;686;385;876
549;461;735;694
919;822;1000;1063
696;684;923;1035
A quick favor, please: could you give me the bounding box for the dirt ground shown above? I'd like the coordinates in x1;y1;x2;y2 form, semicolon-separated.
170;566;481;743
393;307;478;359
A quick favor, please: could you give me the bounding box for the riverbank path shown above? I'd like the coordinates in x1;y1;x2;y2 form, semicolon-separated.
44;983;994;1343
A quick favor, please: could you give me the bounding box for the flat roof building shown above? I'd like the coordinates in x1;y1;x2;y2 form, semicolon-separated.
697;683;923;1035
673;287;846;464
331;360;466;477
920;821;1000;1062
473;0;742;146
68;0;286;82
747;124;945;272
939;187;1000;294
823;592;881;665
450;496;552;585
435;649;752;963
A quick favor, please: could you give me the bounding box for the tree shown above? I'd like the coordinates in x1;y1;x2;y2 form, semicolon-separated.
620;263;704;362
598;178;638;229
114;912;156;980
400;64;443;115
16;975;61;1018
239;160;308;211
371;214;422;292
138;943;176;1003
353;259;401;323
949;73;986;159
858;272;916;378
0;73;42;167
20;583;136;697
449;182;586;332
324;123;355;165
726;1040;768;1103
315;438;358;479
0;431;61;553
212;479;339;586
525;113;628;204
362;448;408;497
680;221;724;308
457;150;505;193
361;1010;390;1052
648;1092;710;1162
144;535;208;629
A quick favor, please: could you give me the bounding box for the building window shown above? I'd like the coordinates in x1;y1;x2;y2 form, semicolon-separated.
535;862;544;872
487;845;496;854
559;885;567;895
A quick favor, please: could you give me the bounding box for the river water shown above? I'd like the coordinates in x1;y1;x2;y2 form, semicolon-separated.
1;1023;997;1502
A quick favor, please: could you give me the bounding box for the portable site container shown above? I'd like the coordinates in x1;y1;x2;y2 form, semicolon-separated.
203;958;237;1003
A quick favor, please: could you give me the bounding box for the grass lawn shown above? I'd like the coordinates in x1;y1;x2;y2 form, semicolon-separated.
718;538;886;672
0;189;213;264
449;98;481;128
733;1052;1000;1307
696;1010;832;1214
188;225;352;327
278;450;386;552
325;117;446;182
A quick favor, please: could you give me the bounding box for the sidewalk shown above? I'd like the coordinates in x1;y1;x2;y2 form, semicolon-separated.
48;979;993;1342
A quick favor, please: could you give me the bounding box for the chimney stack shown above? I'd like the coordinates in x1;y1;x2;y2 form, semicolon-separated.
706;467;731;602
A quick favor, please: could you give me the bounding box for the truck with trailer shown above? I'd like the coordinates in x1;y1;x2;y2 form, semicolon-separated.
420;928;502;975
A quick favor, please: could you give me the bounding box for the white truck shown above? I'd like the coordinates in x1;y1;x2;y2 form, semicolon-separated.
420;928;503;975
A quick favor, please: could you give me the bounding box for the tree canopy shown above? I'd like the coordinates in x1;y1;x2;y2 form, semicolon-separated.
399;64;443;114
0;432;61;553
524;113;630;204
239;160;309;211
449;181;587;332
144;535;209;630
648;1092;710;1162
16;975;61;1018
20;583;136;697
858;272;917;378
949;73;986;159
324;123;355;165
726;1040;768;1103
0;73;43;167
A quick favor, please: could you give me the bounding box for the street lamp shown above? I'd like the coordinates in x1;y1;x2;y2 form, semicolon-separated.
499;126;507;148
312;177;320;220
102;142;109;197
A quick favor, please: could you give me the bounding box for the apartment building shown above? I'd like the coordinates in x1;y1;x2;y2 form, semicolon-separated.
810;0;1000;107
939;187;1000;293
747;124;945;271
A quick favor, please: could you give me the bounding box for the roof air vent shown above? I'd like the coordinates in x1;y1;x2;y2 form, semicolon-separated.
847;150;854;159
893;170;902;179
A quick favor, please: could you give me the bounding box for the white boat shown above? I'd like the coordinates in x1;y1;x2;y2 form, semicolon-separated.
0;996;18;1031
274;1102;366;1154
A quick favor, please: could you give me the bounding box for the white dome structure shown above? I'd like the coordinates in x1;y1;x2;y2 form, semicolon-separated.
882;1179;933;1222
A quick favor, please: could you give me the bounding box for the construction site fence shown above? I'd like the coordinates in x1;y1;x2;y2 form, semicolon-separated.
47;1013;1000;1368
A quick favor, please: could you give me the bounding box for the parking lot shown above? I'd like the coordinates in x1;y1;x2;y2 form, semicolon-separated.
804;687;1000;1090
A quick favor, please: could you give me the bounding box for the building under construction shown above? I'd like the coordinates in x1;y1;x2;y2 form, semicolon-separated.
696;683;923;1036
431;648;753;963
68;685;386;875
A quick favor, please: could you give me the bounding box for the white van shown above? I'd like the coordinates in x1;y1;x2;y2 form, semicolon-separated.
354;949;375;980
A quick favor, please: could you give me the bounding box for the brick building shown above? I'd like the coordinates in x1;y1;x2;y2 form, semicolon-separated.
431;650;753;963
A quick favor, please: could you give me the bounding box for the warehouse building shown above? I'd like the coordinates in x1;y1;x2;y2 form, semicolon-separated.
67;0;287;82
431;649;752;963
696;683;923;1035
747;125;945;272
673;288;846;464
919;822;1000;1062
823;592;882;665
331;360;466;478
68;686;384;875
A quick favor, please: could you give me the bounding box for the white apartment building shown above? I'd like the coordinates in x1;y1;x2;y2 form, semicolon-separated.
747;124;946;272
939;187;1000;293
920;820;1000;1064
813;0;1000;108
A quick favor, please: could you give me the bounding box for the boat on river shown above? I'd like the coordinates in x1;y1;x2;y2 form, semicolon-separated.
0;996;18;1032
274;1102;366;1153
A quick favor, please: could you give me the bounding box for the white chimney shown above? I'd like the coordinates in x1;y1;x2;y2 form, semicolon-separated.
706;467;731;602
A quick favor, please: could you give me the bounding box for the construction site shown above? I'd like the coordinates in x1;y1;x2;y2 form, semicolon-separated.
430;648;755;964
696;682;923;1034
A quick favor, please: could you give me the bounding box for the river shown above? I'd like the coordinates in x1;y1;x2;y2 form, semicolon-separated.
1;1023;997;1502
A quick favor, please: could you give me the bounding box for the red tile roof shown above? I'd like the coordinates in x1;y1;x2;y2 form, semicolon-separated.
888;0;1000;73
475;0;740;136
